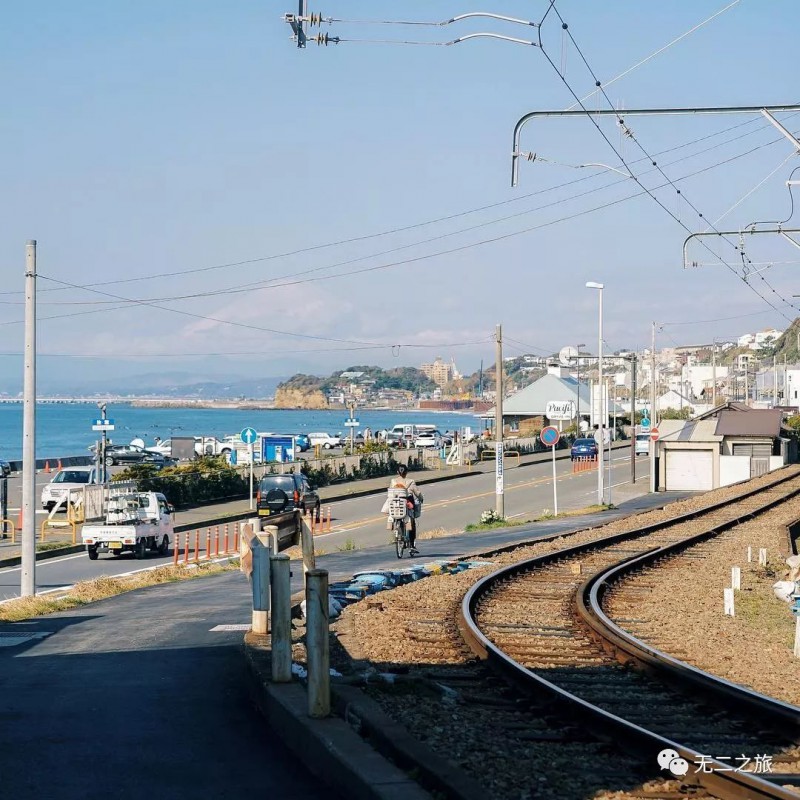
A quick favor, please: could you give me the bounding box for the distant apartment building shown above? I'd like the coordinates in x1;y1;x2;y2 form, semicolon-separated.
420;356;460;388
738;328;782;350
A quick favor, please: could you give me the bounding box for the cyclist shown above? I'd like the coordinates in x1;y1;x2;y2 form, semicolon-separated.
388;464;423;555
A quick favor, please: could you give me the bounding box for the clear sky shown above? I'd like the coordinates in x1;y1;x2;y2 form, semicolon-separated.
1;1;798;390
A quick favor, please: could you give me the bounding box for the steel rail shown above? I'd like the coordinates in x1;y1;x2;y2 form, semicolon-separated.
458;469;800;799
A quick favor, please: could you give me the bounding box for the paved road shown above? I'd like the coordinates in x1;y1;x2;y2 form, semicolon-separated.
0;451;651;600
0;573;327;800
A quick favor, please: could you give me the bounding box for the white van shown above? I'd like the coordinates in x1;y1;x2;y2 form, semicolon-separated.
635;434;650;456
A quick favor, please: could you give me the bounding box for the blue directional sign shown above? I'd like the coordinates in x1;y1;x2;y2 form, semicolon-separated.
540;426;560;447
344;418;360;427
240;427;258;445
91;418;115;431
640;416;651;430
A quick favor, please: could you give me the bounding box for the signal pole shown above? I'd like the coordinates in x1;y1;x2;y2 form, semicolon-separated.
21;240;37;597
495;324;504;519
650;322;657;494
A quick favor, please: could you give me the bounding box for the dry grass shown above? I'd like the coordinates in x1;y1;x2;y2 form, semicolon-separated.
0;560;239;623
418;526;459;540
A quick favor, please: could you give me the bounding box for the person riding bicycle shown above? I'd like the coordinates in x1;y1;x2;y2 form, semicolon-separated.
388;464;423;554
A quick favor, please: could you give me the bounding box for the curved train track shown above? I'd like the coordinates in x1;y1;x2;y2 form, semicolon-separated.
457;468;800;799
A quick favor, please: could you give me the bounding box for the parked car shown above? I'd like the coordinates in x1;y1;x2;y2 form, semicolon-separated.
635;433;651;456
41;467;101;511
294;433;311;452
414;430;442;448
308;432;341;449
0;459;10;477
104;444;168;467
570;437;599;461
256;474;320;519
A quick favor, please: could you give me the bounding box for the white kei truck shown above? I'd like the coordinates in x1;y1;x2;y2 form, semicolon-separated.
81;491;174;561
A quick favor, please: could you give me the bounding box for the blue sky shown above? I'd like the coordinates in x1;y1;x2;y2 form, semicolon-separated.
1;1;799;389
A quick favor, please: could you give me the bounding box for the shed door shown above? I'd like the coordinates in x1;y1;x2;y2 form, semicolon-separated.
732;442;772;477
665;450;713;491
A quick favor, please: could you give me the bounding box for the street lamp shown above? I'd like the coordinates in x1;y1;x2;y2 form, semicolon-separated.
585;282;604;506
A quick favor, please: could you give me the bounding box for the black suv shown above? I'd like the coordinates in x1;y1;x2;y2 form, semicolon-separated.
257;473;320;520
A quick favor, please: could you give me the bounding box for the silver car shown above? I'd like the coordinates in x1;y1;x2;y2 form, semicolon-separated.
41;467;100;511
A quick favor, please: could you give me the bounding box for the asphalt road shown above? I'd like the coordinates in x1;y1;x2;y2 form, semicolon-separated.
0;451;650;600
0;572;327;800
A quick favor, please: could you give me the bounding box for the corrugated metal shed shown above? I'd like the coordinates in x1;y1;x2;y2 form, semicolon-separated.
714;408;783;437
657;419;722;443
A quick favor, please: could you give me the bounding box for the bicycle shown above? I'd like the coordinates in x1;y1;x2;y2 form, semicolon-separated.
387;490;411;559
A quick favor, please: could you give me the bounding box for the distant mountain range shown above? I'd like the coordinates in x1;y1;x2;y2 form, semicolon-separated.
4;373;287;399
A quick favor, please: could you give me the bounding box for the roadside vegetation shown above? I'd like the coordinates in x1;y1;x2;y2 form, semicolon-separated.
0;561;239;623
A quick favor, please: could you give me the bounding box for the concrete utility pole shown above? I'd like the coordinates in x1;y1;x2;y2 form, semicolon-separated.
630;354;637;484
712;341;717;407
21;240;36;597
495;324;504;519
586;283;604;506
650;321;657;494
575;343;585;432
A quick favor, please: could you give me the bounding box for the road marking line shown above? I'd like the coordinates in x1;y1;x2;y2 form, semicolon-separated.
210;624;250;632
0;631;51;647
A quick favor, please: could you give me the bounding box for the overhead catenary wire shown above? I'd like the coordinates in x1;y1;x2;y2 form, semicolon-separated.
534;1;798;323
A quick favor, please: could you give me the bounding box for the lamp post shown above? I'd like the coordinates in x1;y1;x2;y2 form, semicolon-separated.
586;282;604;506
576;343;585;433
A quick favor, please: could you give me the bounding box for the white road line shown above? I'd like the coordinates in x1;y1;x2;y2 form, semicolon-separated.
210;624;250;632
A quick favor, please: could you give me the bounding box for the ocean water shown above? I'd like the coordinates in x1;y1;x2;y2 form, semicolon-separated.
0;403;486;460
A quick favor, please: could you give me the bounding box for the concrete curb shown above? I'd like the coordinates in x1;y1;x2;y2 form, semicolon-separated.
244;634;432;800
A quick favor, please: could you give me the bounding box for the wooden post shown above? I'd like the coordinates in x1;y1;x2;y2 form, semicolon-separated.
724;588;735;616
731;566;741;590
305;568;330;718
270;553;291;682
251;544;270;635
300;515;316;590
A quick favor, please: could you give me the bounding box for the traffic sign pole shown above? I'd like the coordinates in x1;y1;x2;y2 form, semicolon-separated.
249;441;254;510
240;428;258;510
540;427;560;517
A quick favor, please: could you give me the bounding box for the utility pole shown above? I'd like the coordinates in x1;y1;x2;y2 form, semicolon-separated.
712;341;717;408
495;324;504;519
21;240;36;597
650;322;657;494
630;354;637;484
349;401;356;451
576;343;585;433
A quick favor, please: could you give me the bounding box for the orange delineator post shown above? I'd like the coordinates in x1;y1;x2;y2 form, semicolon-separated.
233;523;240;554
44;461;50;474
310;515;315;535
214;526;220;558
205;529;211;561
193;530;199;563
183;532;190;564
223;524;229;555
173;533;180;566
326;506;332;532
57;459;62;469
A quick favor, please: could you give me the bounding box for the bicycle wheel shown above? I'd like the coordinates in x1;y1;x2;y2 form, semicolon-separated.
394;520;406;559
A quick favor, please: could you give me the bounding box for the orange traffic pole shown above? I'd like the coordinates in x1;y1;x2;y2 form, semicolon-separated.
326;506;331;532
44;461;50;474
214;526;220;558
57;459;62;470
234;523;240;554
193;530;199;563
184;531;190;564
173;533;180;566
310;514;315;535
205;529;211;560
223;524;229;555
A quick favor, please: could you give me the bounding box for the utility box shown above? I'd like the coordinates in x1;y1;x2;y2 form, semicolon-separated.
262;435;295;463
171;437;196;461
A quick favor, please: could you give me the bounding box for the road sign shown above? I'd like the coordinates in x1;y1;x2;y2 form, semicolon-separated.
344;418;360;427
495;441;504;495
640;416;651;430
540;426;560;447
91;418;114;431
240;427;258;445
650;427;660;441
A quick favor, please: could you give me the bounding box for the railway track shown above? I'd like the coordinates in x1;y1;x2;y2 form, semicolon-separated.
457;469;800;799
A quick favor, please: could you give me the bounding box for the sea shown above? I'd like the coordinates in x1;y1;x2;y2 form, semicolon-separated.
0;403;487;460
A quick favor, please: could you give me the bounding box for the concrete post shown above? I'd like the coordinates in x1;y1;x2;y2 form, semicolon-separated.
263;524;279;555
300;514;315;588
21;240;36;597
270;553;292;683
305;569;330;718
251;544;271;635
